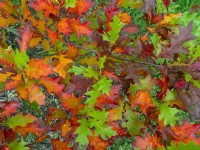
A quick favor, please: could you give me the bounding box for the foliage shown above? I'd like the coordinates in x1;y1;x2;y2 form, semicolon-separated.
0;0;200;150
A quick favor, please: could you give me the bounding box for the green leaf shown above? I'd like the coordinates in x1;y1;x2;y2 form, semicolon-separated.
128;75;155;95
151;33;162;56
158;103;179;126
75;118;92;145
103;15;125;44
80;107;116;140
56;40;63;52
13;49;29;70
184;72;192;82
90;119;116;140
2;113;37;129
64;0;76;8
8;140;29;150
122;105;144;136
68;66;99;80
118;0;144;8
162;141;200;150
156;0;167;13
85;77;112;107
164;89;176;102
98;55;106;72
93;77;112;95
85;90;101;107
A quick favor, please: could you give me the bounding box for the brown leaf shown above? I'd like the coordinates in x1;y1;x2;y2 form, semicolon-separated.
161;23;196;59
51;139;72;150
177;84;200;120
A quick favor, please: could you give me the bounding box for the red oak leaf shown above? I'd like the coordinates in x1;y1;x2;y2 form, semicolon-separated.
1;102;20;117
88;131;110;150
29;0;59;18
39;76;65;95
68;0;93;15
13;121;47;137
71;19;92;38
28;83;46;105
140;41;156;60
57;18;72;35
129;91;155;115
51;139;72;150
95;85;121;108
133;133;163;150
25;59;54;79
16;25;33;52
162;0;170;10
60;93;84;115
171;120;200;144
46;28;58;45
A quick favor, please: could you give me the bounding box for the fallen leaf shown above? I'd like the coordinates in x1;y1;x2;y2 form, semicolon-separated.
29;0;59;17
26;59;54;79
39;76;65;95
68;0;92;15
60;93;84;115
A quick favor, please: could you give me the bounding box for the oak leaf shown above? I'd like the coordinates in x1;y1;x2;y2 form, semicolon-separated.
26;59;54;79
60;93;84;115
29;0;59;18
28;83;46;105
13;121;47;138
57;18;72;35
39;76;65;95
16;25;33;52
129;91;154;115
68;0;92;15
2;113;37;129
71;19;92;38
0;102;20;117
51;55;73;78
88;132;110;150
51;139;72;150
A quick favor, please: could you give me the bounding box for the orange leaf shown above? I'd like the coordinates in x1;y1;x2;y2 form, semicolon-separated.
66;44;78;59
133;134;163;150
88;132;110;150
129;91;155;115
25;59;54;79
118;12;131;24
107;102;123;121
13;121;47;137
5;74;22;91
29;0;59;18
51;139;72;150
171;120;200;144
0;0;15;15
28;83;46;105
46;28;58;45
0;17;18;27
71;19;92;38
0;72;13;82
39;76;65;95
68;0;92;15
16;25;33;52
60;93;84;115
57;18;72;35
61;120;72;137
51;55;73;78
30;37;42;48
